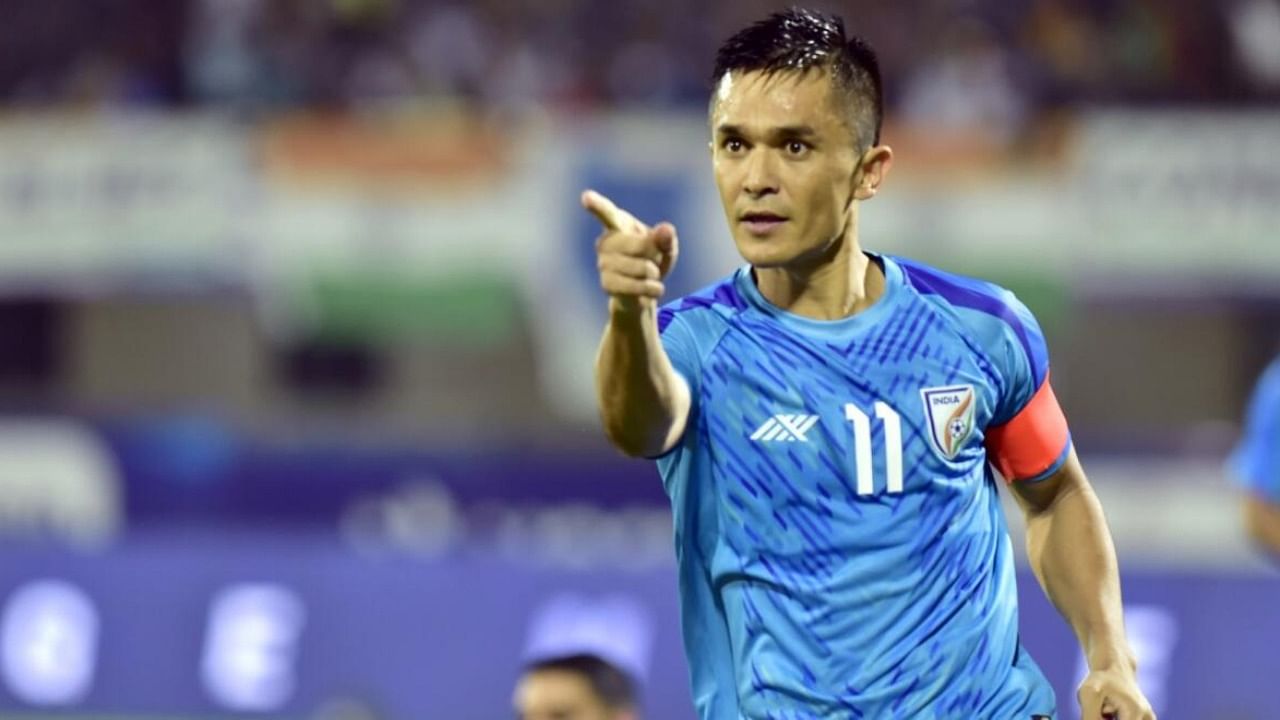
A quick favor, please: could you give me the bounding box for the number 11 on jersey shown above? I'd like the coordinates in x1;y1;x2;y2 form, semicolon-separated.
843;402;904;496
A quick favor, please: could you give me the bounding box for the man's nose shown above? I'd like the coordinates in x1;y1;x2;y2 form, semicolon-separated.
742;150;779;198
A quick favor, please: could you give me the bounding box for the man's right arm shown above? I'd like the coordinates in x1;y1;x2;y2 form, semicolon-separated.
583;190;691;458
1231;360;1280;559
595;298;691;458
1243;495;1280;558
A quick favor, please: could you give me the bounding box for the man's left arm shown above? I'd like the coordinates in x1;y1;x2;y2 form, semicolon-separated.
984;288;1154;718
1011;448;1155;720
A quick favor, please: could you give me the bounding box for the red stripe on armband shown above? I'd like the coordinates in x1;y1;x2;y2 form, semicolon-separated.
985;375;1070;482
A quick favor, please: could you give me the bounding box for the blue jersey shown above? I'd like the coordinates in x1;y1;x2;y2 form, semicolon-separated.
1230;357;1280;502
654;254;1070;719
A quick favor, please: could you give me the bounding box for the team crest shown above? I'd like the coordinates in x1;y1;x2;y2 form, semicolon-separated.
920;385;977;460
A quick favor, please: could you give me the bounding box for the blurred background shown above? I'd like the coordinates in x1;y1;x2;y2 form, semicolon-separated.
0;0;1277;717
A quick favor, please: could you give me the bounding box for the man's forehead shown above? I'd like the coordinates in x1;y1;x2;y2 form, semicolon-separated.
712;68;843;129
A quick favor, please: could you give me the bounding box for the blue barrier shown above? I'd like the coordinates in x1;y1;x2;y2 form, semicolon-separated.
0;538;1275;719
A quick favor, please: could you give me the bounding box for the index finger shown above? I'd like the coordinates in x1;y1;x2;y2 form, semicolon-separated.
581;190;638;232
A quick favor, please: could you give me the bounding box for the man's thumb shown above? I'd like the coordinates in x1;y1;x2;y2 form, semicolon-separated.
651;222;677;255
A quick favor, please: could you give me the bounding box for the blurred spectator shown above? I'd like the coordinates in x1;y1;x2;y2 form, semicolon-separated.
899;15;1028;146
517;593;652;719
513;653;639;720
1229;354;1280;559
0;0;184;108
184;0;264;107
410;3;489;100
1101;0;1175;100
522;593;653;686
2;0;1268;115
1021;0;1107;103
1226;0;1280;91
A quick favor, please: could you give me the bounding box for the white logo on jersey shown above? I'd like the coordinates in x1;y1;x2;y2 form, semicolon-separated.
919;385;977;460
749;414;820;442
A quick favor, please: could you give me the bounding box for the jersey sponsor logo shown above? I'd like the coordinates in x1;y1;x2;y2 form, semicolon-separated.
919;385;977;460
749;414;820;443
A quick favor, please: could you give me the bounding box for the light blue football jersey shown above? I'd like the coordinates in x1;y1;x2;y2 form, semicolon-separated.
654;254;1069;719
1230;357;1280;503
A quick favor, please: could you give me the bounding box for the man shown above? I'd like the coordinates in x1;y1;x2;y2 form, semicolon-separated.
513;653;639;720
586;8;1153;719
1230;355;1280;557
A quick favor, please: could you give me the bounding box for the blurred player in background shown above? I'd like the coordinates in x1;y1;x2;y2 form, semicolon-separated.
1229;354;1280;558
513;653;639;720
586;7;1153;719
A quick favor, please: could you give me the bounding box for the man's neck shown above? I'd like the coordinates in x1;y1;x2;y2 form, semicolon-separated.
752;235;885;321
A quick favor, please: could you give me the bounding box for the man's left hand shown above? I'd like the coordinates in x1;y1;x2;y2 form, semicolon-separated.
1077;665;1155;720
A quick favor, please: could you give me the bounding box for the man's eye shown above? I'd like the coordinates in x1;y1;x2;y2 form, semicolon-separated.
724;139;744;152
786;140;809;155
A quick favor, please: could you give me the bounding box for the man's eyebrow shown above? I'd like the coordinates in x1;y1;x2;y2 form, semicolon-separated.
713;124;818;139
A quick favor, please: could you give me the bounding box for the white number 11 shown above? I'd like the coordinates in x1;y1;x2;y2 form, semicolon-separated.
843;402;904;495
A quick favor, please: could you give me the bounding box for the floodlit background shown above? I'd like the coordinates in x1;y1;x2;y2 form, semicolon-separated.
0;0;1278;717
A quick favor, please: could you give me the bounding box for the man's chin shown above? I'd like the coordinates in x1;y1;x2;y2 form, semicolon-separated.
733;237;794;268
734;232;844;271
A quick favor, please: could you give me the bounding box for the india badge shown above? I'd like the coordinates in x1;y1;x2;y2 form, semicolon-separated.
920;385;977;460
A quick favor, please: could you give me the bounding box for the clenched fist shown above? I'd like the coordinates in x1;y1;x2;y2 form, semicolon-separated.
1078;663;1155;720
582;190;679;312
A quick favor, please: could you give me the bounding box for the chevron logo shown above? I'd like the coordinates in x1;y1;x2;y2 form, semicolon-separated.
749;414;821;442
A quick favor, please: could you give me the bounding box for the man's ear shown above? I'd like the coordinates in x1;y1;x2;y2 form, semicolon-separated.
852;145;894;201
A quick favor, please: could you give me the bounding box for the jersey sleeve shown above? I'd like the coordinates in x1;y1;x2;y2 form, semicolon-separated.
658;307;703;403
983;291;1071;483
1229;361;1280;502
646;307;707;462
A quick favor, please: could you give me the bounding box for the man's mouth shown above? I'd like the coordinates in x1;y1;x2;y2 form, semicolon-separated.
740;212;788;235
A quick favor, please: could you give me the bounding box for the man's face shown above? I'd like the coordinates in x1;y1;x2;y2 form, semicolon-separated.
513;669;626;720
711;69;863;269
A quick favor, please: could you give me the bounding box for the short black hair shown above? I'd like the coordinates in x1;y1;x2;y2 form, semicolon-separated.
711;7;883;150
523;653;637;709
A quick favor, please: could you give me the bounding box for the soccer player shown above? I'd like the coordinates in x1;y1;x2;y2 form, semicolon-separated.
586;8;1153;719
1229;354;1280;558
513;653;640;720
